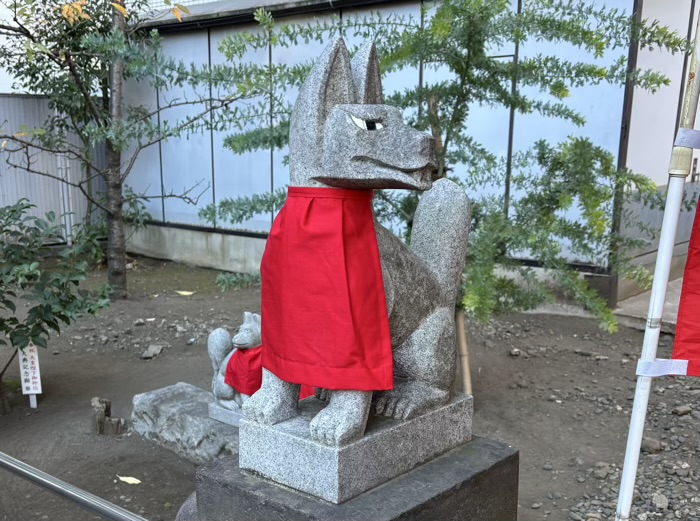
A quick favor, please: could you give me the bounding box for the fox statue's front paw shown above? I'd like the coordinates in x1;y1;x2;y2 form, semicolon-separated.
309;390;371;446
242;369;300;425
374;381;449;420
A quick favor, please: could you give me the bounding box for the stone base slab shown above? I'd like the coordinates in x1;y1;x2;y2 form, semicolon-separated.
239;394;473;503
208;401;243;427
131;382;238;463
177;436;518;521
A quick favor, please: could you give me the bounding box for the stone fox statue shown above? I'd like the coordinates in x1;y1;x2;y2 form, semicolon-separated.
243;38;470;446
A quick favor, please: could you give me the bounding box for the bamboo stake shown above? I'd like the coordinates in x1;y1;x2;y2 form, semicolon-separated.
456;309;472;395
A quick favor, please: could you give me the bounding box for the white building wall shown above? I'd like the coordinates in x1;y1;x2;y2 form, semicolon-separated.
626;0;696;186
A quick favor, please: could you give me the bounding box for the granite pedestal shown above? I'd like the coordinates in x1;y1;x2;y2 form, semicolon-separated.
240;394;473;503
176;436;518;521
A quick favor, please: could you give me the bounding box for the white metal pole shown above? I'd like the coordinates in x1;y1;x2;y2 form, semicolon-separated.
615;14;700;521
615;177;686;520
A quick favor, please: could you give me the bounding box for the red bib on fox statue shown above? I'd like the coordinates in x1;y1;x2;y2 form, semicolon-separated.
261;187;393;391
225;345;315;398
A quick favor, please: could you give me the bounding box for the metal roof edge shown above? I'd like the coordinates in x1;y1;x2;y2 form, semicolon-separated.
140;0;402;32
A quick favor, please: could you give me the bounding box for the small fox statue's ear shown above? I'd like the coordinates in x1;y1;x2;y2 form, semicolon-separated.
352;42;383;104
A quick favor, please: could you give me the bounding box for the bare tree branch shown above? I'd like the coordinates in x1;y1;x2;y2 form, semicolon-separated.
123;179;210;206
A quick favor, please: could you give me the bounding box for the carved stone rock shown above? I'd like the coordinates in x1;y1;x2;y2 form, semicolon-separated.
207;312;261;415
242;38;470;451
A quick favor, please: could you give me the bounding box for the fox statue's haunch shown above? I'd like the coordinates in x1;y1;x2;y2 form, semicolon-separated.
243;38;470;446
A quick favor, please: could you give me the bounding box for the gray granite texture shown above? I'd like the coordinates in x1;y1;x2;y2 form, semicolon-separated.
180;436;518;521
240;394;472;504
175;493;198;521
208;401;243;427
131;382;238;463
208;312;261;412
243;38;471;449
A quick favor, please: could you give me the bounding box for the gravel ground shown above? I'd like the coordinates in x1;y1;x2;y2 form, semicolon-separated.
1;256;698;521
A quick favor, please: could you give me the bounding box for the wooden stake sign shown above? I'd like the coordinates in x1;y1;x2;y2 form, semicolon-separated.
18;343;42;408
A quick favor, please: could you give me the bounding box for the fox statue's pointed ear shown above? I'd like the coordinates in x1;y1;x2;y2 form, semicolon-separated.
289;37;356;181
352;42;383;104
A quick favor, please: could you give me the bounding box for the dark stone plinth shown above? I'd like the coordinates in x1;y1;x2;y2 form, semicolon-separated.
179;437;518;521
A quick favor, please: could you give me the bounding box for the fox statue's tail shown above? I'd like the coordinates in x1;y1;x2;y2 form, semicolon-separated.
410;178;470;308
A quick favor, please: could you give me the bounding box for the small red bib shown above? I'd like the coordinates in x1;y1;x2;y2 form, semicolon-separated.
261;187;393;391
225;346;263;396
225;346;314;399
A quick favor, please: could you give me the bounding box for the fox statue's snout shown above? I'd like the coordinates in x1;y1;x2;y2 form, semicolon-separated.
318;105;438;190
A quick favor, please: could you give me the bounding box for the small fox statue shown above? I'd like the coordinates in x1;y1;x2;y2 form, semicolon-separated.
243;38;470;446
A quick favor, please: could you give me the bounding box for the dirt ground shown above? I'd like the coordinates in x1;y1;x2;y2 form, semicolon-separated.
0;256;692;521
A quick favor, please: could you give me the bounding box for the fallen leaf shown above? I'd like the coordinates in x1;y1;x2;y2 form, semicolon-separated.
175;291;194;296
172;6;182;22
117;475;141;485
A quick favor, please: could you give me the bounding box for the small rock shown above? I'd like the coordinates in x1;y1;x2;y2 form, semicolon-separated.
593;467;609;480
543;462;553;471
641;437;663;454
141;344;165;360
531;502;542;509
509;348;521;357
99;335;109;345
652;492;669;510
134;319;146;327
52;350;60;355
186;337;196;346
569;513;584;521
672;405;692;416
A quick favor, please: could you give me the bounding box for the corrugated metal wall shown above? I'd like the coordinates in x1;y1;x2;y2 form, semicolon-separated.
0;95;105;239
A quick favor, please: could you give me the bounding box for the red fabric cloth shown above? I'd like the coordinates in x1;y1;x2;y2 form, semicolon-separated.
225;346;263;396
673;197;700;376
261;187;393;391
225;346;315;398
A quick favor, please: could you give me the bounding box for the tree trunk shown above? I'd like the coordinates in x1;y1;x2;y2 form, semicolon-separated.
106;1;127;299
105;163;127;298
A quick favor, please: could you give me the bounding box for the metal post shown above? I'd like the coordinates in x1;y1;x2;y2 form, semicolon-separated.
615;13;700;521
0;451;149;521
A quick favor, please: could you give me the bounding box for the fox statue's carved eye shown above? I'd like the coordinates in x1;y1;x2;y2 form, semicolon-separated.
350;115;384;131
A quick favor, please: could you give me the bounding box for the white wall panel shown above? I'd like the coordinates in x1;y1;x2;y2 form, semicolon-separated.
513;0;632;157
510;0;632;264
626;0;694;186
159;30;214;225
210;23;273;232
122;75;164;221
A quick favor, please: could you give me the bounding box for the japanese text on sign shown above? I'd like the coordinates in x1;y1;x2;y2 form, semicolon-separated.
18;343;42;395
